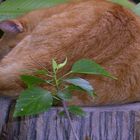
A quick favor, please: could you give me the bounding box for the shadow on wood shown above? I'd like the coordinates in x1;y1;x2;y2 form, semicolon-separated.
0;97;140;140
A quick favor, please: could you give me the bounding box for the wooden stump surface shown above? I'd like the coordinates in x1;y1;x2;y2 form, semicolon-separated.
0;97;140;140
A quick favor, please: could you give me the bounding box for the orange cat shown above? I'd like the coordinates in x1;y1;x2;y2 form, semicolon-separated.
0;0;140;106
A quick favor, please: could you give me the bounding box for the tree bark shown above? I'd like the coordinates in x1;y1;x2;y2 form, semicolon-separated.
0;97;140;140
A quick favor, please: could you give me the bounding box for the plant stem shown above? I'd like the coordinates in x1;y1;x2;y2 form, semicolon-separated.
59;71;72;80
54;72;59;88
53;68;79;140
45;80;55;86
45;74;53;78
53;96;60;100
62;101;79;140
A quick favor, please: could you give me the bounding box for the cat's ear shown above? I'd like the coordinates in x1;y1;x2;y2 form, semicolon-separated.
0;20;23;34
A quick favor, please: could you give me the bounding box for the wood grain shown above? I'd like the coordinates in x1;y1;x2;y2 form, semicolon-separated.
0;97;140;140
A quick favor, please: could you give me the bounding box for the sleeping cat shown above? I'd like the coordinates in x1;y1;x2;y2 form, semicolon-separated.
0;0;140;106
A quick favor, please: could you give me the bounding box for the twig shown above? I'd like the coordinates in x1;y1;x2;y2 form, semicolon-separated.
58;71;72;80
62;101;79;140
52;62;79;140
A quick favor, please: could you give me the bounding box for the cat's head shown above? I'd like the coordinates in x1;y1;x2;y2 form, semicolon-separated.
0;20;26;58
0;8;47;58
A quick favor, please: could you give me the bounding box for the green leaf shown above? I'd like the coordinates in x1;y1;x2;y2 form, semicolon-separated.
67;85;97;96
57;90;72;101
59;106;86;117
57;58;67;69
68;105;86;117
52;59;58;72
35;70;48;75
72;59;116;79
64;78;94;97
133;3;140;16
67;85;86;92
52;58;67;72
111;0;134;9
59;111;65;116
13;87;53;117
21;75;45;88
0;0;68;21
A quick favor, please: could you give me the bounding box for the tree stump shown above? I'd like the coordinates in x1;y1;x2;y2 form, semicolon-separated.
0;97;140;140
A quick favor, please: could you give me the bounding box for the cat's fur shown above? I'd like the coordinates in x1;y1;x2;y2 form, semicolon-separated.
0;0;140;106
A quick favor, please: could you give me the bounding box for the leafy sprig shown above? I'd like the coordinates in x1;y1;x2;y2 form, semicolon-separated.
13;58;116;140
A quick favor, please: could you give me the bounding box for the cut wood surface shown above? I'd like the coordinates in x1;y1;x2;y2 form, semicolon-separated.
0;97;140;140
